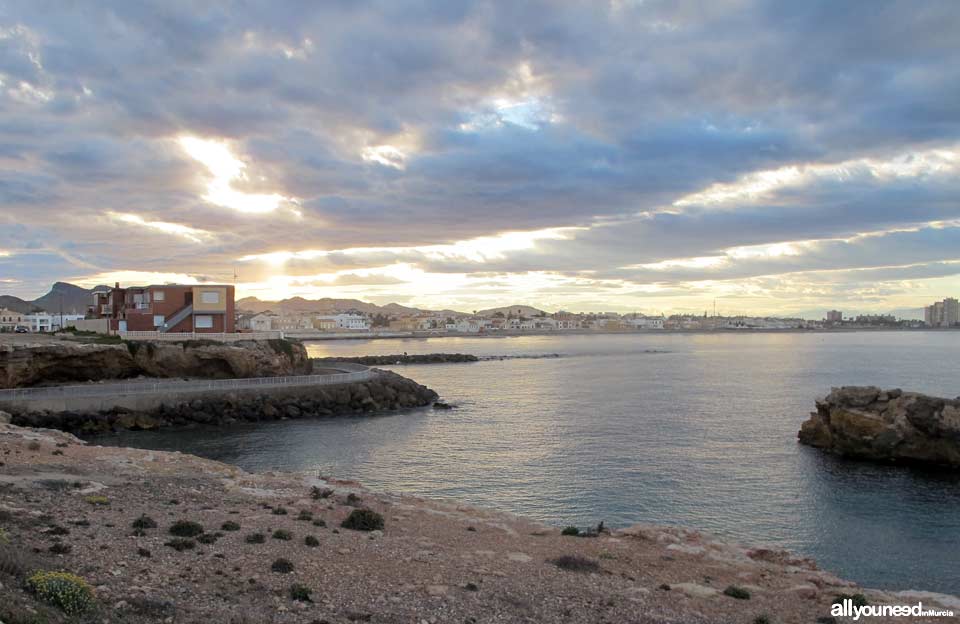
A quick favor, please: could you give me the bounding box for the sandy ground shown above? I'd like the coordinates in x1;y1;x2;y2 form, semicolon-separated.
0;423;956;624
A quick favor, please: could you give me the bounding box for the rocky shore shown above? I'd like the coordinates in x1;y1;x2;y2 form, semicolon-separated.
798;386;960;468
2;423;955;624
312;353;480;366
0;338;312;388
3;370;438;435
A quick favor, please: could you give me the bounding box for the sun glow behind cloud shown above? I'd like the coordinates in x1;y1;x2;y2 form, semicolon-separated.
108;212;212;243
178;136;291;214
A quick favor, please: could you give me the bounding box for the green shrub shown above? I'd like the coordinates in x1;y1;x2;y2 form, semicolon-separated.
46;524;70;536
271;558;294;573
311;486;334;499
723;585;751;600
834;593;868;608
245;533;265;544
168;520;204;537
289;583;312;601
221;521;241;531
549;555;600;573
48;542;71;555
754;616;772;624
27;441;41;451
304;535;319;547
132;515;157;530
272;507;288;516
164;538;196;552
345;493;362;506
312;519;326;528
84;495;109;506
561;526;580;536
296;510;313;521
0;528;8;544
197;533;221;544
272;529;292;541
27;571;95;615
340;509;384;532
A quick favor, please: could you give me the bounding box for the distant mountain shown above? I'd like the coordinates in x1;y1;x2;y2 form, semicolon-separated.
236;296;463;317
0;282;103;315
477;304;549;317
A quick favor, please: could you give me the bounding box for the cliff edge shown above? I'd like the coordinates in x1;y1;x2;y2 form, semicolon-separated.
798;386;960;468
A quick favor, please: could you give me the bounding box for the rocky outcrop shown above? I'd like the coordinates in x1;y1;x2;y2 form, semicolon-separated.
10;370;438;434
313;353;480;366
0;339;311;388
798;386;960;468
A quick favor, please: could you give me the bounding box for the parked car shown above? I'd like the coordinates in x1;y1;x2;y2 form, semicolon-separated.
14;326;29;333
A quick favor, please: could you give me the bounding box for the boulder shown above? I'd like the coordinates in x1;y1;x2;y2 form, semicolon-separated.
799;386;960;468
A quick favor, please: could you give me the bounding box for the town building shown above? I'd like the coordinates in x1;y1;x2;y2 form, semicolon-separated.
315;313;370;331
924;298;959;327
23;312;86;333
826;310;843;323
89;283;236;333
0;308;25;331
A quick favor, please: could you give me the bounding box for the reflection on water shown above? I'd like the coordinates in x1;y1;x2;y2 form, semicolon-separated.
99;332;960;593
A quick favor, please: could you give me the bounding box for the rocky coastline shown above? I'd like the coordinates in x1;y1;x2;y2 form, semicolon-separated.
2;422;956;624
2;370;438;435
798;386;960;468
0;338;312;388
312;353;480;366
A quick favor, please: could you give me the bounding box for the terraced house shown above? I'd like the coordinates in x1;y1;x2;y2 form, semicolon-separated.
89;283;235;333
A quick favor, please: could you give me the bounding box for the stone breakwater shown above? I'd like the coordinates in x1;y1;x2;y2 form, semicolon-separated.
4;370;438;435
798;386;960;468
0;338;312;388
312;353;479;366
2;423;956;624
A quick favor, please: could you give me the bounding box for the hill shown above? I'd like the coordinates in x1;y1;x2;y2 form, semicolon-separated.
477;304;550;318
0;282;101;315
236;296;463;317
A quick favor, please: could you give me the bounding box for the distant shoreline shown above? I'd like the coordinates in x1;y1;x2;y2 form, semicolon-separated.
291;326;958;341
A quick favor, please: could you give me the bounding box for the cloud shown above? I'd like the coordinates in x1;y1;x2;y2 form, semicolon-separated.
0;0;959;314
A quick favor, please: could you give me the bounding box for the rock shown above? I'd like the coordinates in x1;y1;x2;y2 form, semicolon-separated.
506;552;532;563
798;386;960;467
672;583;719;599
787;584;818;599
425;584;448;596
0;411;10;424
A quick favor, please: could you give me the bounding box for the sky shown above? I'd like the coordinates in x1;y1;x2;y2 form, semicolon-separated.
1;1;959;317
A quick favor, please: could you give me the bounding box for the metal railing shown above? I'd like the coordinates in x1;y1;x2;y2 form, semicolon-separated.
0;367;376;403
117;331;285;341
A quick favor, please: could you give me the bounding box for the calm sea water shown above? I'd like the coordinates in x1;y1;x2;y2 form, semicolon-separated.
100;332;960;594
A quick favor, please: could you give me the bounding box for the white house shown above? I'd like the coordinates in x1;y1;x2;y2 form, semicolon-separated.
23;312;86;332
626;316;665;329
316;314;370;331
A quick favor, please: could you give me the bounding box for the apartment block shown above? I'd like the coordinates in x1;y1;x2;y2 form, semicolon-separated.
90;283;235;333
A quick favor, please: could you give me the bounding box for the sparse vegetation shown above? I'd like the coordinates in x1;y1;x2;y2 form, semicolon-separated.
221;521;241;531
197;532;222;544
164;538;196;551
834;593;868;608
723;585;751;600
345;493;362;506
84;495;109;506
27;571;95;615
245;533;266;544
312;519;326;527
168;520;204;537
549;555;600;573
297;510;313;521
311;486;334;499
754;616;772;624
132;515;157;530
0;528;8;544
561;526;580;536
137;547;151;558
465;582;479;591
271;558;294;573
304;535;319;547
289;583;312;601
272;506;288;516
341;509;384;532
45;524;70;536
27;441;42;451
272;529;292;541
48;542;71;555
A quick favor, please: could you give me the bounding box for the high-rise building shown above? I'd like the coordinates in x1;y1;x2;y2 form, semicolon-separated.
923;298;959;327
826;310;843;323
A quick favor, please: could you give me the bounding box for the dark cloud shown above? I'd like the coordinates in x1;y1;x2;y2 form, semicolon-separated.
0;0;958;310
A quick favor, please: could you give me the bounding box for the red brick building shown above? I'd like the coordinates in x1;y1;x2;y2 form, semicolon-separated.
90;283;235;333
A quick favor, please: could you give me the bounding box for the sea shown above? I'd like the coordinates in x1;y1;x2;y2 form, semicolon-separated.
100;331;960;594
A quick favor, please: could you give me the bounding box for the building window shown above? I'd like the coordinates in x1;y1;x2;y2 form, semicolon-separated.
153;290;165;301
201;291;220;304
195;315;213;329
153;315;165;327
